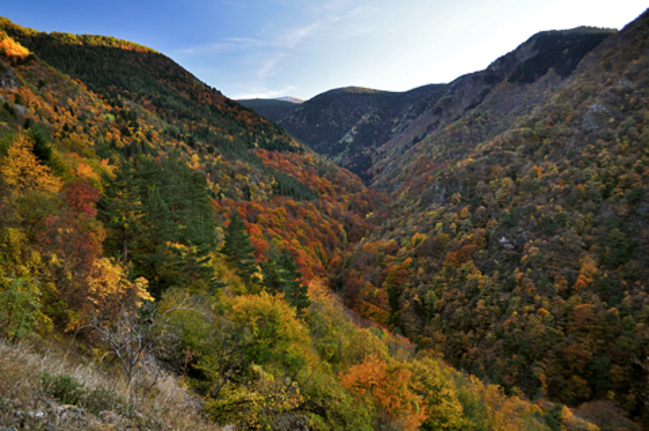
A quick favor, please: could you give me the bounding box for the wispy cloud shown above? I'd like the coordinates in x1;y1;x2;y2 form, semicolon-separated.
175;0;380;98
179;20;322;56
277;22;320;49
256;52;288;79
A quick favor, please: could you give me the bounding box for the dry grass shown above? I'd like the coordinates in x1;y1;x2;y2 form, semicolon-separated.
0;337;225;430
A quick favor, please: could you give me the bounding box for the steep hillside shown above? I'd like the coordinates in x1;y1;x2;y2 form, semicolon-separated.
372;26;614;190
0;18;301;156
333;9;649;426
248;85;445;182
238;97;302;122
0;18;590;431
242;28;612;185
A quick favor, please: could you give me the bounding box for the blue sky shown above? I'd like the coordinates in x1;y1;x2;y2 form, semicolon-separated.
2;1;647;100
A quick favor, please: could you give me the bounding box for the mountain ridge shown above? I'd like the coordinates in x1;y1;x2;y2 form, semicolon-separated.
330;8;649;426
242;26;615;184
1;11;648;429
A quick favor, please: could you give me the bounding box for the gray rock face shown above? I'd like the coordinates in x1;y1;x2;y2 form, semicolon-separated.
0;59;18;90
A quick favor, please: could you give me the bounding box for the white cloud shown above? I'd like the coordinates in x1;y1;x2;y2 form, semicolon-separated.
231;85;298;100
277;22;321;49
256;52;288;79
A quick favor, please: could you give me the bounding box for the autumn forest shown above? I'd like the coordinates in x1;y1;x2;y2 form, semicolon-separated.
1;9;649;431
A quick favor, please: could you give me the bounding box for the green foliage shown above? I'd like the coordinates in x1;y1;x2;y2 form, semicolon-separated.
260;246;310;314
272;171;318;200
1;19;300;157
0;14;626;431
26;122;52;164
42;373;85;405
329;10;649;426
223;211;259;285
42;373;122;414
0;277;50;341
409;356;467;431
99;156;219;296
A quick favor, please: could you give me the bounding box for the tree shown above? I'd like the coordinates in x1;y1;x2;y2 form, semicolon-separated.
0;277;52;341
408;357;466;431
223;211;259;284
99;159;143;263
0;134;61;194
101;156;219;296
260;245;310;314
340;354;427;431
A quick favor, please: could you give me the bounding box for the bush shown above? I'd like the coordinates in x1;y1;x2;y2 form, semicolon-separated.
42;372;122;414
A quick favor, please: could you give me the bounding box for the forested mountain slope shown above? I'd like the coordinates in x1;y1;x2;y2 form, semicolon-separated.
244;85;446;182
242;27;613;185
237;97;302;124
0;18;594;430
371;26;614;190
332;8;649;427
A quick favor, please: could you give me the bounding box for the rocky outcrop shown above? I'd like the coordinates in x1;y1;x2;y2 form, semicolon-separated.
0;59;18;89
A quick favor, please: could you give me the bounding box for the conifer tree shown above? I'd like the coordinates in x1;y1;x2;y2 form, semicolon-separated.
278;247;310;314
223;211;258;284
98;160;142;263
100;156;220;296
260;245;310;314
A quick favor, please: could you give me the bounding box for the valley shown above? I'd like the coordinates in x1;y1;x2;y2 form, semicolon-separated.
1;8;648;430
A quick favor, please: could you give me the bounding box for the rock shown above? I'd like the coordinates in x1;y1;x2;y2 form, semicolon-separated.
0;59;18;89
13;104;26;116
98;410;124;424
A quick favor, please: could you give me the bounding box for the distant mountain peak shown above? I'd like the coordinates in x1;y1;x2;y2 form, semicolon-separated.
275;96;304;104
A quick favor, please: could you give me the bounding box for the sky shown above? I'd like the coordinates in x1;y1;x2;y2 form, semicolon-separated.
2;1;647;100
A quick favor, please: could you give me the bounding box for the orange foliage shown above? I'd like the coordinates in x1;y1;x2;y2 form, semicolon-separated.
1;135;62;193
356;282;390;326
341;355;427;430
445;243;477;268
0;35;30;59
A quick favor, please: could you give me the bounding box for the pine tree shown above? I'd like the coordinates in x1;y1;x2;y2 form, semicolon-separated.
100;156;221;296
98;159;142;263
278;247;310;315
223;211;258;284
260;245;310;315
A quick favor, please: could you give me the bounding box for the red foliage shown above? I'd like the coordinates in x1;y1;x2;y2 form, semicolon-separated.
62;179;100;217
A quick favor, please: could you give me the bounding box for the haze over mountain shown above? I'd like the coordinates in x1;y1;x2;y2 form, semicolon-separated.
1;7;649;431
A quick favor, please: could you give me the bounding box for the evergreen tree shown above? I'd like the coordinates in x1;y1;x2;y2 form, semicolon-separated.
100;156;221;296
278;247;310;315
260;245;288;293
260;245;310;315
223;211;258;284
98;159;142;263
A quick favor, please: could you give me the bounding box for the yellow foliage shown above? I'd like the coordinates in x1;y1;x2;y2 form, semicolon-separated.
1;135;61;193
580;255;598;280
227;291;317;368
0;35;30;59
75;161;98;180
475;380;544;431
341;355;426;430
84;258;151;325
411;232;427;247
409;357;467;431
